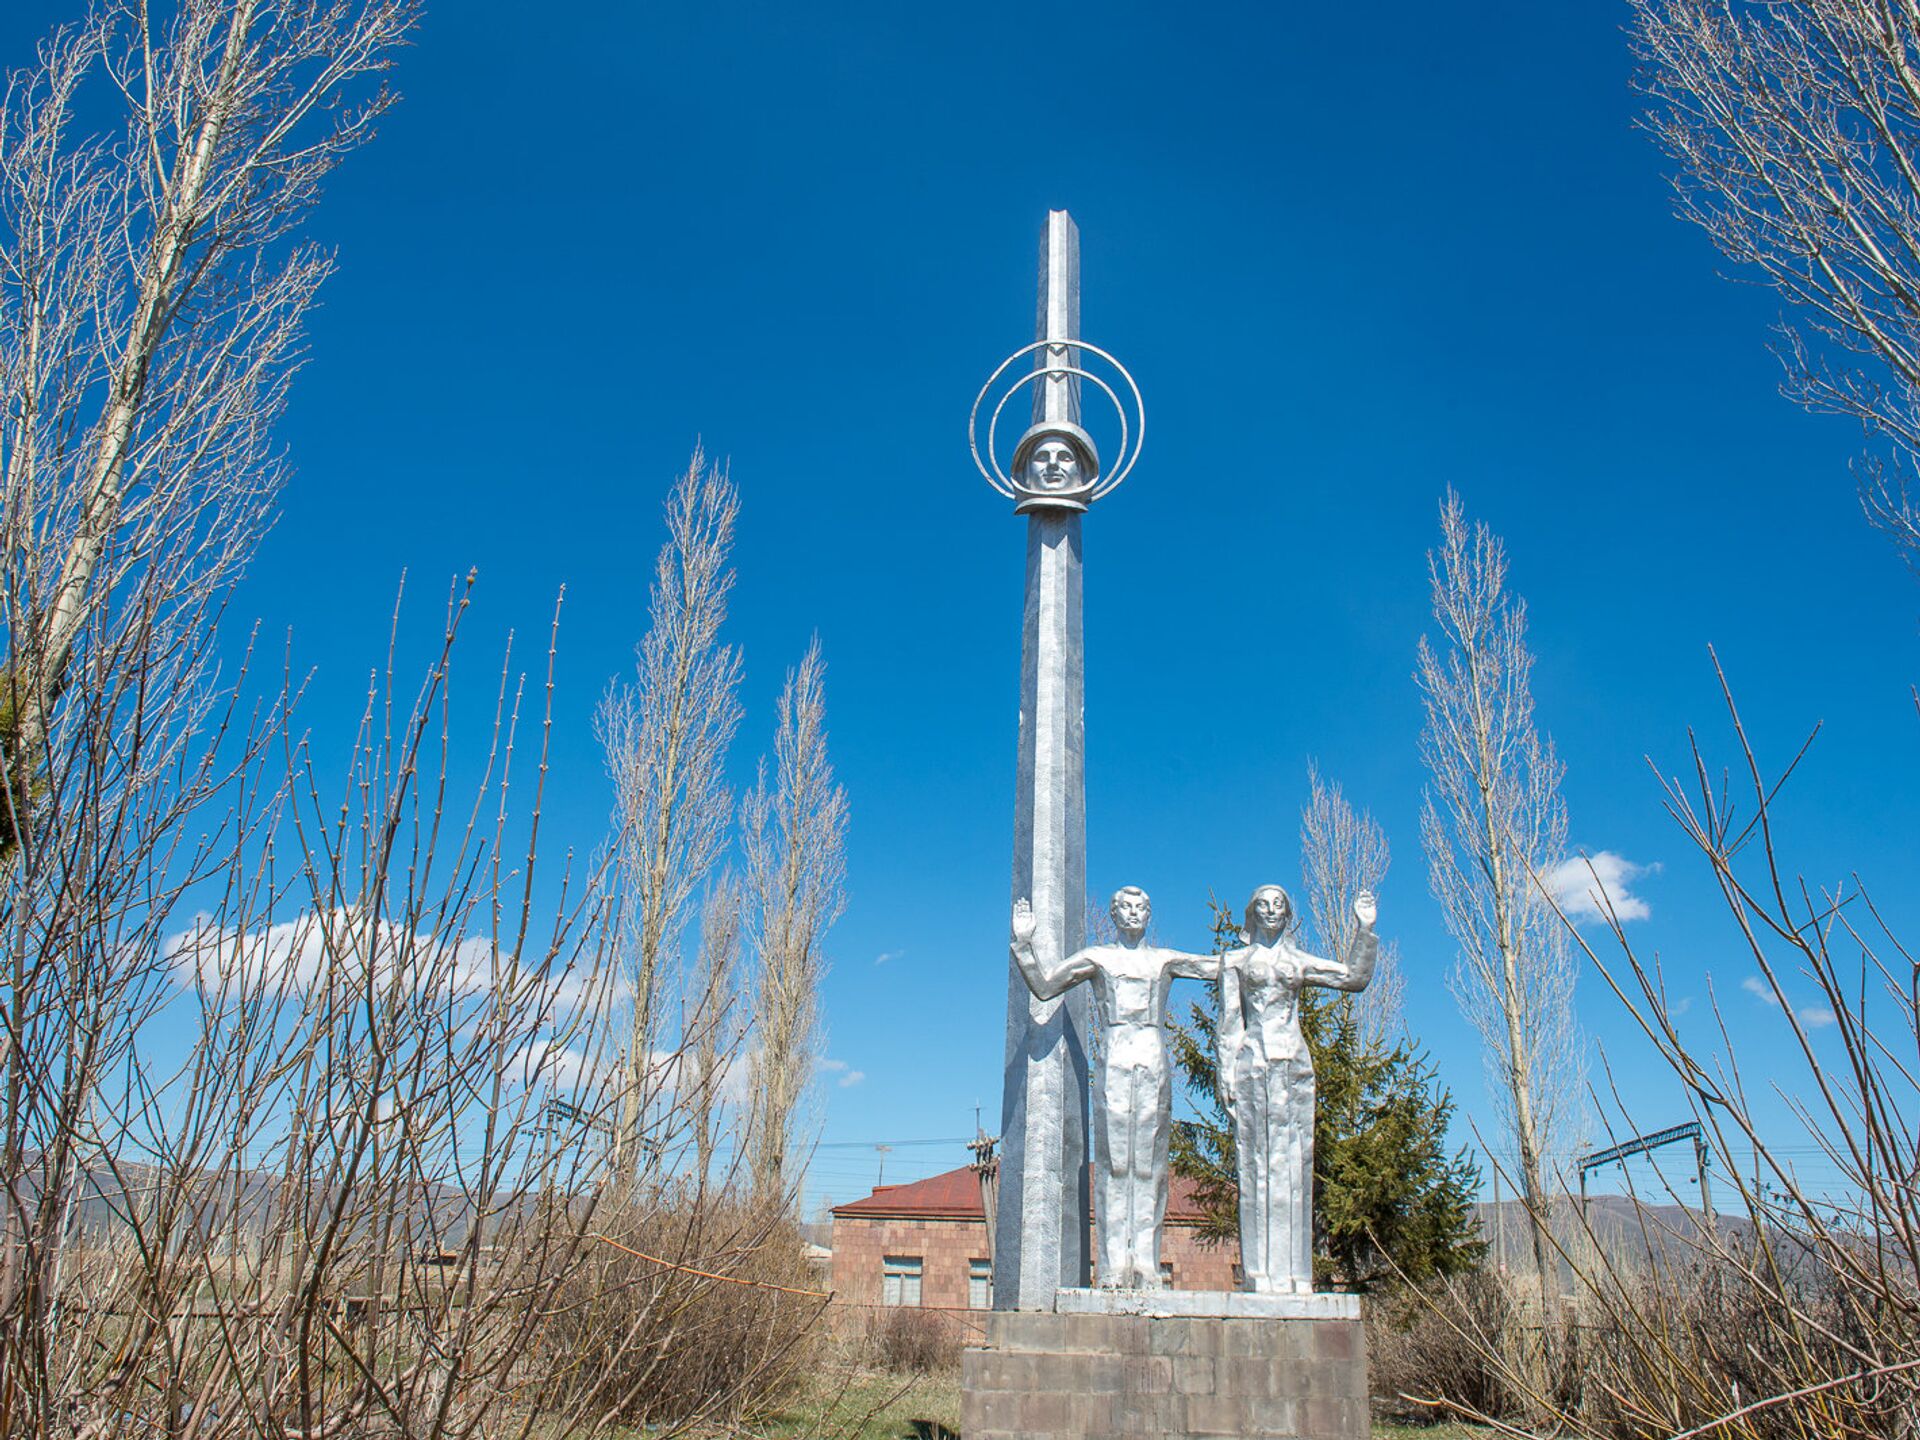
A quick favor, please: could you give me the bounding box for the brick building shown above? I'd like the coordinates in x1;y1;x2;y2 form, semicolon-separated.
829;1164;1240;1317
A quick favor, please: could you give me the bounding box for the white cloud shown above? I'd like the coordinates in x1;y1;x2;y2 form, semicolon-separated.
162;907;615;1013
821;1057;865;1089
1544;851;1656;923
511;1039;602;1092
874;950;902;967
1741;975;1836;1029
712;1052;755;1106
163;908;490;997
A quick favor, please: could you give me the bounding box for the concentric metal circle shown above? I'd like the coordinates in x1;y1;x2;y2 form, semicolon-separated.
969;338;1145;502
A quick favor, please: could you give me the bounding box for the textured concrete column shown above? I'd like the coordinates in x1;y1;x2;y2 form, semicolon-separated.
994;212;1093;1309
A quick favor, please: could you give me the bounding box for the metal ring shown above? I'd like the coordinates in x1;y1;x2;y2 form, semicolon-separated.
985;363;1128;506
968;338;1145;501
969;338;1144;496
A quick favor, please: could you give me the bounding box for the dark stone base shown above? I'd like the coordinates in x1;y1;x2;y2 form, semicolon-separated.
960;1306;1369;1440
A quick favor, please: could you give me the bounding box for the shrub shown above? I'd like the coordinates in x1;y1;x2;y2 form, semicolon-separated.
531;1190;830;1430
868;1306;964;1375
1372;1268;1531;1425
1384;1231;1916;1438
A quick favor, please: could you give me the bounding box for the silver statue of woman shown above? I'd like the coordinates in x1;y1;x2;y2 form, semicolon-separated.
1218;885;1378;1294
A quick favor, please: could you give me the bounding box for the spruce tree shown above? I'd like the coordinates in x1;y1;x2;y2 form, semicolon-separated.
1170;901;1486;1290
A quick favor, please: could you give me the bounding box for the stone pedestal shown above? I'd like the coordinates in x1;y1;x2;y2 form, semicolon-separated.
961;1292;1368;1440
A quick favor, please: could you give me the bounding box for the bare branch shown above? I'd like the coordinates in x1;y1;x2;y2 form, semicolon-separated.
743;637;846;1207
597;446;743;1175
1415;490;1584;1319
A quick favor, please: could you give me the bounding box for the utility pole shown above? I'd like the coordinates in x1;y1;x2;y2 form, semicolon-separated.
1577;1121;1715;1228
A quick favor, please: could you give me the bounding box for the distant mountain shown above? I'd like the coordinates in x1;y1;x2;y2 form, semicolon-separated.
1471;1194;1804;1289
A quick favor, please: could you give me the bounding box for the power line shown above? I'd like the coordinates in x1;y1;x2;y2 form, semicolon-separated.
814;1136;971;1150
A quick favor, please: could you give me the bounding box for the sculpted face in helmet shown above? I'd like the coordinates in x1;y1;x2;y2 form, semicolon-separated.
1025;437;1086;492
1009;421;1101;511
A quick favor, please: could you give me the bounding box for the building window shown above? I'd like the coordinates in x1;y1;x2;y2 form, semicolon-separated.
968;1258;991;1309
882;1254;923;1306
1159;1260;1175;1287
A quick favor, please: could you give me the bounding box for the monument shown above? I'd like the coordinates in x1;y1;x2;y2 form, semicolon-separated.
1220;885;1379;1295
960;214;1377;1439
1011;887;1216;1291
981;209;1116;1313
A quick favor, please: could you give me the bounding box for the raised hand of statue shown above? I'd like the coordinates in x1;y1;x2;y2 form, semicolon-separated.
1012;898;1037;945
1354;890;1377;930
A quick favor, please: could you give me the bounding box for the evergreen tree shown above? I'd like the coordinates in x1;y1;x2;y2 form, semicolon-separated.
1171;900;1486;1291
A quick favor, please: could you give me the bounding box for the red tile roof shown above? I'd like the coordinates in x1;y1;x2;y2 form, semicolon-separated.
830;1165;1214;1224
832;1166;985;1220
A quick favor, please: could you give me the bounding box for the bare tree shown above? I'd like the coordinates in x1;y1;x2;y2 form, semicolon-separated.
687;875;745;1184
1299;761;1404;1044
598;447;744;1171
1633;0;1920;563
0;3;413;1424
0;583;824;1440
0;11;836;1431
1413;669;1920;1439
1415;491;1583;1311
743;638;847;1205
0;0;415;854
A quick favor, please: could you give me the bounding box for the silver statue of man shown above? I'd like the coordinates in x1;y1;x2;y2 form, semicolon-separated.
1011;887;1215;1289
1217;884;1378;1294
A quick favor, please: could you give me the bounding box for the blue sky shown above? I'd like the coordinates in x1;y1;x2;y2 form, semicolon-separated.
9;1;1916;1215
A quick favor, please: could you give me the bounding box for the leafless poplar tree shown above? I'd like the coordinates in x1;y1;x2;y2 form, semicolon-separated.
0;10;834;1431
0;0;414;853
0;8;832;1427
0;3;414;1425
598;447;744;1171
1415;491;1583;1310
1633;0;1920;562
687;875;745;1183
1299;762;1404;1043
1416;672;1920;1438
743;638;847;1205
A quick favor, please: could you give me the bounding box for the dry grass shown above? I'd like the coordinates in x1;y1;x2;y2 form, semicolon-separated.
1371;1268;1533;1425
532;1196;831;1431
701;1352;960;1439
863;1306;968;1376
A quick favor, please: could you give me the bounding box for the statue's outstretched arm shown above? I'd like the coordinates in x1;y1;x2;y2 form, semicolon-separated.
1299;891;1380;993
1166;948;1221;982
1010;898;1099;1000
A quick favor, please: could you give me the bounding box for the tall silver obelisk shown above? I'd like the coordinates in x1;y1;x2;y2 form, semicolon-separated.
970;209;1143;1311
996;211;1092;1310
